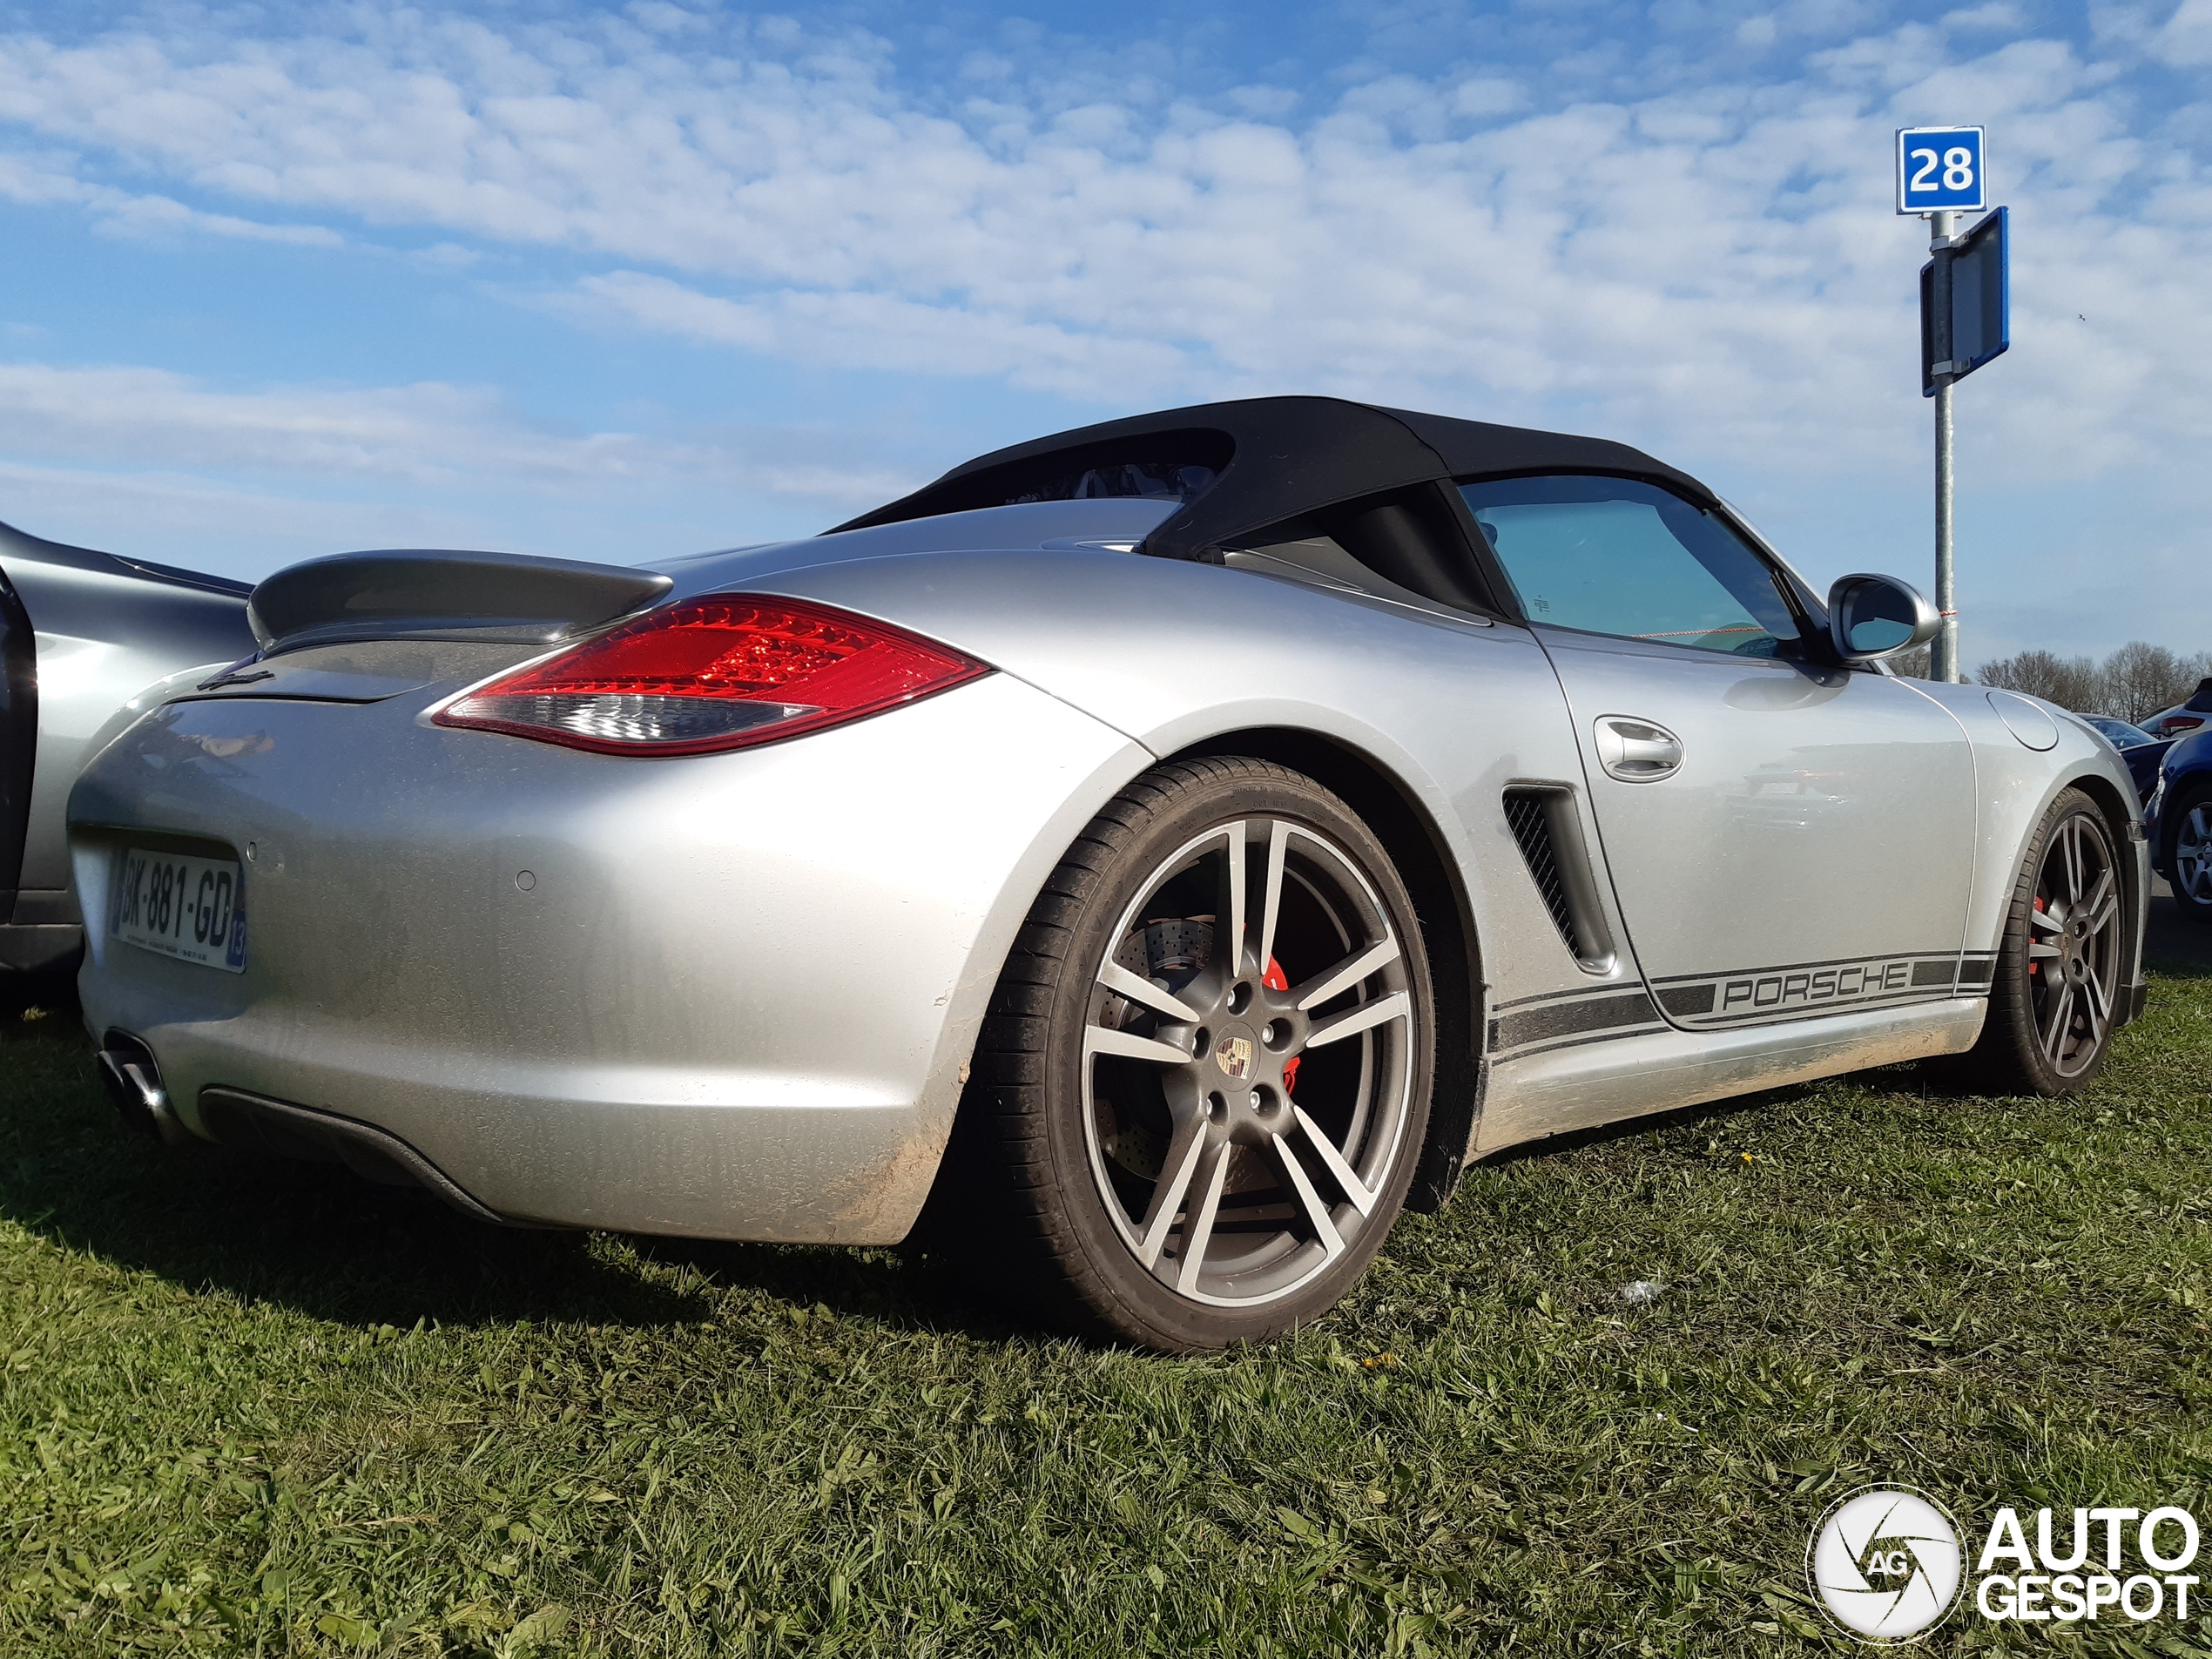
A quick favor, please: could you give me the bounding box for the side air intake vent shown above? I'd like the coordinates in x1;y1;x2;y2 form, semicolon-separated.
1504;790;1580;953
1501;786;1618;974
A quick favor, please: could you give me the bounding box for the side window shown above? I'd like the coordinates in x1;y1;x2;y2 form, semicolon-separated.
1460;476;1803;658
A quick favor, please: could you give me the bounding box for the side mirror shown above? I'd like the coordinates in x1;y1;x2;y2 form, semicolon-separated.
1826;573;1940;664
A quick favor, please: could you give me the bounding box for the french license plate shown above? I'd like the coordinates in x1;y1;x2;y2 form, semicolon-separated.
111;847;246;972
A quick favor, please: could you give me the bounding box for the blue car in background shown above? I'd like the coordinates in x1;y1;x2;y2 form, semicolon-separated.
2150;725;2212;926
2145;678;2212;741
2080;715;2171;806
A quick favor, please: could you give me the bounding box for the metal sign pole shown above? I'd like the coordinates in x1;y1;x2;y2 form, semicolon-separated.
1899;125;1989;686
1929;208;1959;683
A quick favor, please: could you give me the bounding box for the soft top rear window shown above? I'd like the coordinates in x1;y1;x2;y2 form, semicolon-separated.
840;428;1234;527
1004;460;1219;505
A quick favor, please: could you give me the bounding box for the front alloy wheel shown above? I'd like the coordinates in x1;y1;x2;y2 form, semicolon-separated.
965;757;1434;1351
2024;806;2123;1077
1963;787;2126;1094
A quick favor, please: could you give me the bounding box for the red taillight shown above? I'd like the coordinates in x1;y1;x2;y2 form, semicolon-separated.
433;595;990;756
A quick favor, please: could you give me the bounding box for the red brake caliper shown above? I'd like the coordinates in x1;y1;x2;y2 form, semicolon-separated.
1263;957;1300;1096
2030;897;2045;975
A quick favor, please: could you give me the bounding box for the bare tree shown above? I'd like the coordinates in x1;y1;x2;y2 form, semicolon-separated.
1899;640;2212;712
2099;642;2212;724
2166;652;2212;718
1887;644;1937;681
1974;649;2101;710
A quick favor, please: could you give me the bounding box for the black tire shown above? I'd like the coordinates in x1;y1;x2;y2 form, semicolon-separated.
958;757;1434;1352
1958;787;2126;1095
2162;777;2212;926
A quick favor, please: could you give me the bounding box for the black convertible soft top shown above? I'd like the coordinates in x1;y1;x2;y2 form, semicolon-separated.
831;395;1716;564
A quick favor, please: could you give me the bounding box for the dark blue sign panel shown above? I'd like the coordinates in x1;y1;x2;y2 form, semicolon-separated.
1897;125;1986;214
1920;206;2008;395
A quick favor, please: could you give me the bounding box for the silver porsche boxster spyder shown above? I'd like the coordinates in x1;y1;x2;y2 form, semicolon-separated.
69;397;2148;1352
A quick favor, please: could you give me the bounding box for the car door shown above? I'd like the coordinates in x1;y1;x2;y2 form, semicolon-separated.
1460;475;1975;1030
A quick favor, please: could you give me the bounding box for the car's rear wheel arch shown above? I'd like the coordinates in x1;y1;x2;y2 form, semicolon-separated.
1163;727;1481;1212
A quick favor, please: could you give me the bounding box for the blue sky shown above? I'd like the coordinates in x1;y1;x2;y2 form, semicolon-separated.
1;0;2208;670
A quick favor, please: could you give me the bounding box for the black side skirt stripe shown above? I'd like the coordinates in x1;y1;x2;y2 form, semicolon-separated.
1492;989;1660;1052
1501;1025;1676;1062
1494;982;1648;1012
1491;950;1998;1057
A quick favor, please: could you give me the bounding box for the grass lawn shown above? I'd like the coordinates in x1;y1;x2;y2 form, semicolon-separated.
4;965;2212;1657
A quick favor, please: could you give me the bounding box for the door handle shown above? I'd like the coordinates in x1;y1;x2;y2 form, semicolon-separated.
1594;716;1683;782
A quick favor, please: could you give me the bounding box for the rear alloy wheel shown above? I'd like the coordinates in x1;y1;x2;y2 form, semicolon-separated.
2166;779;2212;926
1962;787;2125;1095
965;758;1433;1352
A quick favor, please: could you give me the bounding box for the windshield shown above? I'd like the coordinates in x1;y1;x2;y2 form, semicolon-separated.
2091;718;2153;749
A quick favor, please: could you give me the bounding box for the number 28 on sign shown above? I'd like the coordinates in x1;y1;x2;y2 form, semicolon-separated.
1897;125;1985;214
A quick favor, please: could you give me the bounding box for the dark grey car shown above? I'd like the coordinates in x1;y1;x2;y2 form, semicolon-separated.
1;520;253;972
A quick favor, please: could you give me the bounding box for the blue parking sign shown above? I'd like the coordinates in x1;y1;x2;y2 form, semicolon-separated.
1896;126;1985;213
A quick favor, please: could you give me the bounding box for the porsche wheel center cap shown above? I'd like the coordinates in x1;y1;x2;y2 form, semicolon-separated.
1213;1028;1257;1082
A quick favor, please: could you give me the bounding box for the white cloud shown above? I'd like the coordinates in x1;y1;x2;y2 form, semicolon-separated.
0;363;922;581
1943;2;2029;30
0;7;2207;655
0;361;664;484
567;271;1187;397
0;360;908;502
0;152;340;244
0;455;482;567
2144;0;2212;64
1453;76;1531;118
0;11;2200;496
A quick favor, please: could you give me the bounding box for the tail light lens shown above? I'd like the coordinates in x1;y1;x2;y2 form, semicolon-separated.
434;595;990;756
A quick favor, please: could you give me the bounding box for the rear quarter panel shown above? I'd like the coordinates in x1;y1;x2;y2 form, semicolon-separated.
699;541;1653;1066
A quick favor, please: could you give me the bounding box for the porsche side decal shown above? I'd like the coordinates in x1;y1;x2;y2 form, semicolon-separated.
1487;950;1997;1060
1649;949;1994;1030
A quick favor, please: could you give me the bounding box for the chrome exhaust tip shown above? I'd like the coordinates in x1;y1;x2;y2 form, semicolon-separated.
97;1037;189;1146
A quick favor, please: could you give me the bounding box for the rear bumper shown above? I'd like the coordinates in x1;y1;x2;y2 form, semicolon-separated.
70;671;1146;1243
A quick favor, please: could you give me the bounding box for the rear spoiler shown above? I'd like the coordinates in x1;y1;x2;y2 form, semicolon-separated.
248;550;673;657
